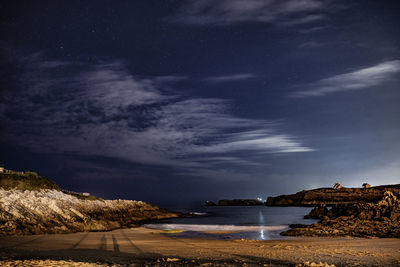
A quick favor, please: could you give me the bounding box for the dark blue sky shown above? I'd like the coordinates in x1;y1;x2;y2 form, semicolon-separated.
1;0;399;206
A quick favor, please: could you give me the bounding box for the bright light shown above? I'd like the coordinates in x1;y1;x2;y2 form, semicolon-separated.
260;229;265;240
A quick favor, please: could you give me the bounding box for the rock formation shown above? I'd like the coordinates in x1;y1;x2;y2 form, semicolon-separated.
282;191;400;238
218;199;264;206
304;204;328;219
0;189;180;236
266;184;400;206
204;200;217;206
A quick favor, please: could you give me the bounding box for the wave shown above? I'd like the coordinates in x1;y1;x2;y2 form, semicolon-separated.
143;223;288;232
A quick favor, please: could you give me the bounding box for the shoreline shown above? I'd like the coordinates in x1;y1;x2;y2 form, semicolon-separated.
1;227;399;266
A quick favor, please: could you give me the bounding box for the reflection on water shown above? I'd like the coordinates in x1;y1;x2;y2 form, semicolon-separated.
146;206;317;240
259;210;265;239
160;206;317;226
161;229;290;240
144;224;287;232
260;229;265;240
144;224;289;240
259;210;264;224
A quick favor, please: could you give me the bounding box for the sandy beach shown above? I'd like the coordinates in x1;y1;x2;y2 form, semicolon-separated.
0;227;399;266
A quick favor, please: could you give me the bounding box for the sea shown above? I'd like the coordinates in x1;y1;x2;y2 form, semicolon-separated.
144;205;318;240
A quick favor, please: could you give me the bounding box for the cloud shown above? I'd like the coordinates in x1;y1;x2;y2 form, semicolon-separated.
82;63;167;109
169;0;329;27
290;60;400;97
1;51;313;179
202;73;256;83
194;132;315;154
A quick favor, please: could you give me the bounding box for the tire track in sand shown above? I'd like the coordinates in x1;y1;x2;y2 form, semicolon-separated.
111;234;119;252
0;235;45;249
120;229;143;253
71;232;89;249
99;234;107;250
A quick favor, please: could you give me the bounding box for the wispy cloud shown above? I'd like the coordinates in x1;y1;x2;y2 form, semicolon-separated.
194;132;314;154
169;0;330;27
290;60;400;98
202;73;256;83
1;51;313;179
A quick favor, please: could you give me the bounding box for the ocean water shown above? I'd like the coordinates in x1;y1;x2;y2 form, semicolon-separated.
145;206;318;240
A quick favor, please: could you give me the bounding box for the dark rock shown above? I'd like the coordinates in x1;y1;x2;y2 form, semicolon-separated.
266;184;400;206
289;224;309;229
304;205;328;219
281;191;400;238
218;199;263;206
204;200;217;206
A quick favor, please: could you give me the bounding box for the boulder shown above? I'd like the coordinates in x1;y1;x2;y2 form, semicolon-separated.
304;204;328;219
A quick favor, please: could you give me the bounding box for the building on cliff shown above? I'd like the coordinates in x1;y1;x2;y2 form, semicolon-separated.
362;183;371;189
0;167;25;175
333;183;343;189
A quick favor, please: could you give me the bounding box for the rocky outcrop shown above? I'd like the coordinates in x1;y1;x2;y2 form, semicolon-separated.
0;189;180;236
204;200;217;206
282;191;400;238
266;184;400;206
304;204;328;219
218;199;264;206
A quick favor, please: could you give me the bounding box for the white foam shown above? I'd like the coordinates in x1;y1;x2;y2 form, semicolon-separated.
144;224;288;232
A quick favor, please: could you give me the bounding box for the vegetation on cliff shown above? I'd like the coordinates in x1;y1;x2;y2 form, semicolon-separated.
0;170;102;200
0;171;59;191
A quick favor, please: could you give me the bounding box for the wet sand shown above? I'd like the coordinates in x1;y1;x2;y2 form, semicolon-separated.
0;227;399;266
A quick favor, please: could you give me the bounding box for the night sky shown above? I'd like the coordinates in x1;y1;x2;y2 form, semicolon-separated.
1;0;399;206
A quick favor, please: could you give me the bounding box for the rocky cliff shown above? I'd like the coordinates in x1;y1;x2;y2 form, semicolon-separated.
266;184;400;206
0;189;180;236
